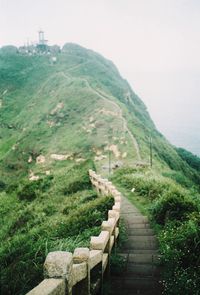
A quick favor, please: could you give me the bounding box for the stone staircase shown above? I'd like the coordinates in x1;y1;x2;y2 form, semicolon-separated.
109;196;163;295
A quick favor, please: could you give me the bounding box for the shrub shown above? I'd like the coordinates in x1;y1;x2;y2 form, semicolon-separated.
17;176;53;201
110;253;127;275
17;181;38;201
159;216;200;294
162;171;193;188
54;196;114;238
151;189;198;225
115;173;171;200
0;180;6;191
63;178;91;195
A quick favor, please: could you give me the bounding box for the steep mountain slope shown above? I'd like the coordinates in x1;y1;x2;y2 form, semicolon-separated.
0;43;200;295
0;43;199;186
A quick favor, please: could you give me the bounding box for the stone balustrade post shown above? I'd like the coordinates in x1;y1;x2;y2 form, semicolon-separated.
44;251;73;295
73;248;90;295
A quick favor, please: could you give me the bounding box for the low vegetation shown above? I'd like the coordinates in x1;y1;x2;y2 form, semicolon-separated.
112;165;200;295
1;44;200;295
0;160;114;295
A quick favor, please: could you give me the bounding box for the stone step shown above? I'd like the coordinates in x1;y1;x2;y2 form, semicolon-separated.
127;236;157;242
110;277;163;294
124;216;149;224
123;249;159;255
121;211;143;216
126;263;161;277
126;253;160;264
123;240;158;250
127;228;155;236
121;206;140;213
119;253;160;264
127;223;151;229
124;236;158;250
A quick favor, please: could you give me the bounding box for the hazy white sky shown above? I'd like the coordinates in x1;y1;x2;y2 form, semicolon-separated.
1;0;200;155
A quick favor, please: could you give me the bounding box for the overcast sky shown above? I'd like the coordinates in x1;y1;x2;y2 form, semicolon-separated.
1;0;200;155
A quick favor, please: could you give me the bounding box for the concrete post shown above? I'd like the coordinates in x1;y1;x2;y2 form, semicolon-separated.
73;248;90;295
44;251;73;295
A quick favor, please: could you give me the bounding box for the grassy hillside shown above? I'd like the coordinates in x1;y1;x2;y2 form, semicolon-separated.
0;43;199;295
111;166;200;294
0;44;199;186
0;160;114;294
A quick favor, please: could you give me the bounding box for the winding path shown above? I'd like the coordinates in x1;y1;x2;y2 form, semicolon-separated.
61;65;141;161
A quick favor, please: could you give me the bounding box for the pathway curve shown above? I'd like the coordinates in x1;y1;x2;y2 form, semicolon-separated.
85;86;141;161
109;196;162;295
60;67;141;161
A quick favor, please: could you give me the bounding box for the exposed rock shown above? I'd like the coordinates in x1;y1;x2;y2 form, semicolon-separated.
106;144;121;158
96;149;102;156
94;155;107;161
36;155;46;164
122;152;127;158
89;123;96;129
47;120;55;127
29;170;40;181
99;108;117;117
75;158;85;163
28;156;33;163
89;116;94;123
50;154;70;161
50;102;64;115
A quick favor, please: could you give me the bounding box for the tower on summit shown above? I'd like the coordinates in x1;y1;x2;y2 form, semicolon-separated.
38;30;48;45
37;30;48;52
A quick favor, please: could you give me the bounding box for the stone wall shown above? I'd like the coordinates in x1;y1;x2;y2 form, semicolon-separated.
26;170;122;295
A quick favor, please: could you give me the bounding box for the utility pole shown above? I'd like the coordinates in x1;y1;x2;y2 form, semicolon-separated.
149;134;153;168
108;149;111;175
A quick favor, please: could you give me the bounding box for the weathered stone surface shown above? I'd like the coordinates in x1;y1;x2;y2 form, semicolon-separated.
44;251;72;278
114;196;121;202
26;279;65;295
89;250;102;269
73;248;90;264
108;210;119;221
101;218;116;235
112;202;121;212
72;262;87;286
90;231;109;251
115;227;119;239
109;236;115;253
102;253;108;273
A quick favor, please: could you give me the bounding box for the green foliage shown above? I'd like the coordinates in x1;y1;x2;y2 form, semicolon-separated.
1;43;200;295
112;165;200;294
113;167;172;201
17;176;53;201
0;179;6;191
54;196;114;238
176;147;200;171
151;189;198;225
0;161;113;295
159;215;200;294
110;219;128;275
110;253;127;275
162;171;193;188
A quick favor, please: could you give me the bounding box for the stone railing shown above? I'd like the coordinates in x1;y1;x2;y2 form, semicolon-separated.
26;169;122;295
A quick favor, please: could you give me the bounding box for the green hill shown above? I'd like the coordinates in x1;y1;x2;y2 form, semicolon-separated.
0;43;199;185
0;43;199;294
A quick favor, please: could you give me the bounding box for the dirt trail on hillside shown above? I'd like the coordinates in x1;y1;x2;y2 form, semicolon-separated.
60;64;141;161
84;83;141;161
